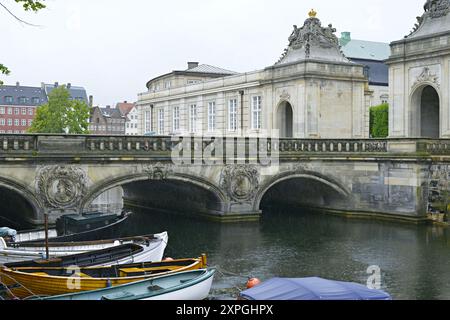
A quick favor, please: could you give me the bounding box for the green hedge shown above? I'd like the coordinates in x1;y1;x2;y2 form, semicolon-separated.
370;103;389;138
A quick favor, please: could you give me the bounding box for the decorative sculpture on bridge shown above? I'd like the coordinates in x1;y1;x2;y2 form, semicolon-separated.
220;165;260;202
36;166;88;210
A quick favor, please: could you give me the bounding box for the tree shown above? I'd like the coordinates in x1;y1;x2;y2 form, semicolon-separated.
28;86;90;134
370;103;389;138
0;0;46;84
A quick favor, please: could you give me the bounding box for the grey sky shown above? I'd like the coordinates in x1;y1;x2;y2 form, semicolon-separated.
1;0;425;106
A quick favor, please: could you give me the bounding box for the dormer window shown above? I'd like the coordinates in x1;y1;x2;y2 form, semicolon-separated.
4;96;13;104
32;97;40;104
18;97;28;104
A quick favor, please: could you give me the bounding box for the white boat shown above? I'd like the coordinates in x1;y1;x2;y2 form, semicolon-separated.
34;269;216;301
0;232;168;265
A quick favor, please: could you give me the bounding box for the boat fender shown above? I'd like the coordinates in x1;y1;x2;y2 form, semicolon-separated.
246;278;261;289
163;257;174;262
106;279;112;288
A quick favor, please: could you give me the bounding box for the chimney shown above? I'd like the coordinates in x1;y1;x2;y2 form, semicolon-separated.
67;83;71;89
124;100;128;104
187;62;199;70
106;105;111;109
16;82;20;87
89;95;94;107
41;82;45;90
340;32;351;46
54;82;59;88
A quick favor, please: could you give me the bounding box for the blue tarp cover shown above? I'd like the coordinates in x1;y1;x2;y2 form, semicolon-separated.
0;227;17;237
240;277;392;301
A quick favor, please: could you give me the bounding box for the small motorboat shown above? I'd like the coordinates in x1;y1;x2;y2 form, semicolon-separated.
239;277;392;300
2;232;168;268
0;254;208;299
32;269;216;301
10;210;132;244
0;232;167;265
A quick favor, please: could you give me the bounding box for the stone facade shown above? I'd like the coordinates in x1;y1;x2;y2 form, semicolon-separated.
386;0;450;138
137;11;370;139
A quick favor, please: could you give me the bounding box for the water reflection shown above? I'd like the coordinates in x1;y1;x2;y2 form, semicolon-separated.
119;207;450;300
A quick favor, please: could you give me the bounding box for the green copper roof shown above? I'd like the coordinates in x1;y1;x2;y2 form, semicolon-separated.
340;38;390;61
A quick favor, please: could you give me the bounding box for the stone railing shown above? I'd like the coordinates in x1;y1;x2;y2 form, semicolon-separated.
0;134;449;157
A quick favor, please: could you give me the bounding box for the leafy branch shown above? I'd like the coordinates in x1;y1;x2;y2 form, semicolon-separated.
0;0;46;85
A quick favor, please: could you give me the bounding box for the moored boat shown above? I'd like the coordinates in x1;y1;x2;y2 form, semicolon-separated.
0;232;168;265
0;254;208;299
10;210;131;244
2;232;168;268
239;277;392;300
32;269;216;301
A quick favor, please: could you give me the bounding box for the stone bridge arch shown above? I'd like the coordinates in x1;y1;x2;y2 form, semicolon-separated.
254;167;352;213
81;165;229;217
0;176;43;226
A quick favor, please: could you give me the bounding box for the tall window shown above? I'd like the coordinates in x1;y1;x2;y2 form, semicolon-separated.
228;99;238;132
21;119;26;126
7;119;12;126
189;104;197;133
158;109;165;135
251;96;262;130
173;106;180;132
14;108;19;115
14;119;19;126
7;108;12;115
0;119;5;125
0;107;4;115
145;110;151;133
208;102;216;132
21;108;26;115
28;108;33;115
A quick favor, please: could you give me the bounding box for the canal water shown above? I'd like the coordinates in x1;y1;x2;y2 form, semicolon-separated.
116;207;450;300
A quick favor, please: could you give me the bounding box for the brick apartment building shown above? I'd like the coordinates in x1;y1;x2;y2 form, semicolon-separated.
0;82;89;133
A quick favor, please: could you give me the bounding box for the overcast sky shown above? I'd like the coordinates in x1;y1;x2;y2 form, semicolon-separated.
1;0;425;106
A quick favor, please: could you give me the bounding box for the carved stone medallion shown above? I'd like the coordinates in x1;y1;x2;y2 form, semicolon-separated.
36;166;88;209
220;165;259;202
143;163;173;180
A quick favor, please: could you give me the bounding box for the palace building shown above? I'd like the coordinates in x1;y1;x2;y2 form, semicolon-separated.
136;10;371;139
386;0;450;138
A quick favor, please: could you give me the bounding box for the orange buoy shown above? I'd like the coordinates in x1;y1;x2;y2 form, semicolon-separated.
163;257;174;261
246;278;261;289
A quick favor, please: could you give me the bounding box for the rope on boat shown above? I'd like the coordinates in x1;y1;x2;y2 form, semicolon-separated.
0;272;37;300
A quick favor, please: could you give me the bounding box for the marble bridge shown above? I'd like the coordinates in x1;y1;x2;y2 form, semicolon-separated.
0;134;449;226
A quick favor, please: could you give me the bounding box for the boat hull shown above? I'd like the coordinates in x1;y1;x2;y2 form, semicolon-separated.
38;269;216;301
1;256;207;299
0;232;168;266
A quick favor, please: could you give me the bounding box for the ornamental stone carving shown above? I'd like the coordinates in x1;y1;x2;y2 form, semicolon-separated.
220;165;260;202
280;90;291;102
276;10;347;65
425;0;450;18
36;166;88;209
143;163;173;180
414;67;440;88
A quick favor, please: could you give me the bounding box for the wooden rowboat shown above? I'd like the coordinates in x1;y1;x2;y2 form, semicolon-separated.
32;269;216;301
0;255;208;299
0;232;168;265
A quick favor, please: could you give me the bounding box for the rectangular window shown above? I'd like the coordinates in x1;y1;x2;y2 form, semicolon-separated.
145;110;151;133
32;97;40;104
0;107;4;115
164;81;171;89
251;96;262;130
228;99;238;132
14;119;19;126
28;119;32;126
28;108;33;115
21;108;26;115
4;96;13;104
173;106;180;132
7;108;12;115
208;102;216;132
158;109;165;135
0;119;4;126
7;119;12;126
21;119;26;126
189;104;197;133
14;108;19;115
